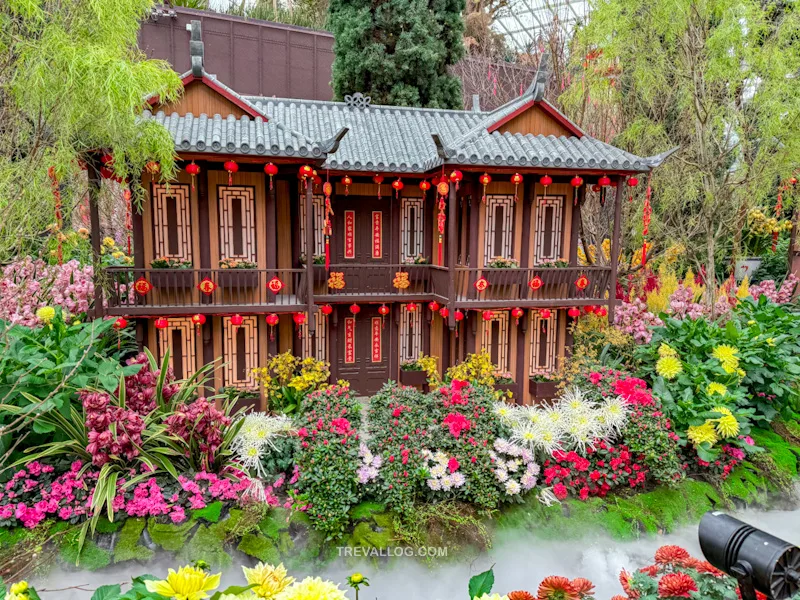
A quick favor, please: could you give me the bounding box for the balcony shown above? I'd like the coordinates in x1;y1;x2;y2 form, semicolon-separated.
313;264;449;303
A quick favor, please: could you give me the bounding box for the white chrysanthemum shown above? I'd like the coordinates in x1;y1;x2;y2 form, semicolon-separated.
451;472;466;487
440;476;453;491
231;413;296;478
504;479;522;495
511;421;541;450
495;468;509;482
520;405;544;425
520;472;537;491
506;459;521;473
600;396;630;432
536;422;563;455
427;478;441;490
493;402;519;424
526;462;541;477
421;449;433;460
559;387;596;416
430;464;446;478
434;451;448;465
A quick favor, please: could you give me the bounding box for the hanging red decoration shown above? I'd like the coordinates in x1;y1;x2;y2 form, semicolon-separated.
511;173;523;201
570;175;583;188
185;161;201;190
350;303;361;315
428;300;440;312
134;278;153;296
591;184;601;193
454;309;464;322
598;175;611;187
113;317;128;330
511;307;524;325
568;307;581;318
419;180;431;198
100;166;114;180
482;310;494;321
191;314;206;327
342;175;353;196
312;174;323;189
293;312;306;337
323;182;332;197
539;174;552;188
378;304;390;316
628;176;639;187
223;160;238;185
320;304;334;316
299;165;314;179
528;276;543;291
540;309;552;319
436;184;448;264
473;276;489;292
641;172;653;266
392;178;404;198
230;314;244;327
266;313;279;340
154;317;169;329
575;274;589;290
322;179;334;270
439;307;450;319
48;166;64;264
267;276;285;294
100;153;114;167
145;161;160;175
449;170;463;190
264;163;278;190
373;174;384;199
437;181;450;197
789;176;798;186
197;278;218;296
479;173;491;203
406;302;418;312
432;175;441;186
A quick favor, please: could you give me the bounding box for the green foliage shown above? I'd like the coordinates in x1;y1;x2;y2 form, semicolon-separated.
468;568;494;599
191;501;223;524
147;519;195;553
328;0;465;108
59;529;112;571
113;518;153;564
623;405;685;486
0;0;182;261
237;533;280;563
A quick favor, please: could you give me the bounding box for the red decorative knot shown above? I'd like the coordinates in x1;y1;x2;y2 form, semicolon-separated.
323;181;333;197
539;309;552;319
406;302;418;312
154;317;169;329
436;181;450;197
454;309;464;322
392;178;404;197
230;314;244;326
575;274;590;290
473;276;490;292
439;307;450;318
627;176;639;187
350;303;361;315
591;184;601;193
428;300;440;312
266;276;284;294
292;313;306;326
528;276;543;291
191;314;206;327
510;173;523;186
570;175;583;187
482;310;495;321
539;175;552;187
197;278;217;296
378;304;390;316
511;307;524;320
299;165;314;179
266;313;280;326
598;175;611;186
320;304;334;316
185;161;201;176
113;317;128;330
134;277;153;296
568;307;581;318
419;180;431;192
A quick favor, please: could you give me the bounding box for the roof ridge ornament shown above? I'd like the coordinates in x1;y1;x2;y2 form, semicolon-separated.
344;93;371;109
525;51;551;101
187;20;204;78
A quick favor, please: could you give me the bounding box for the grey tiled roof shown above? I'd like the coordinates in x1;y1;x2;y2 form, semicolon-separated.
144;69;672;172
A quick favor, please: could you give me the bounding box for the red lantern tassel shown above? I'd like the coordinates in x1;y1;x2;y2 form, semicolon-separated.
438;235;443;265
325;236;331;271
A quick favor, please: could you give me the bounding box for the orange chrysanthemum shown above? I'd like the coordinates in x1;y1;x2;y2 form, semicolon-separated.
683;558;724;577
537;576;579;600
639;565;660;577
570;578;595;598
619;570;640;600
655;545;691;566
509;591;536;600
610;596;629;600
658;572;698;598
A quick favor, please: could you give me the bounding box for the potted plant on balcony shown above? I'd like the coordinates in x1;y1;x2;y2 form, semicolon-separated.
493;371;516;395
529;373;560;399
402;253;430;265
150;257;193;288
218;258;259;288
399;354;438;390
220;385;261;413
484;256;524;289
735;208;792;280
300;254;327;286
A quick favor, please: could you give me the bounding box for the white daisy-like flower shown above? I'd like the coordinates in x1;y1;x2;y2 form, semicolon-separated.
495;468;509;482
434;451;448;465
520;472;537;490
600;395;630;432
511;421;541;450
504;480;522;495
430;464;446;478
440;476;453;491
527;462;541;477
428;478;441;491
451;472;466;487
538;487;559;506
421;449;434;460
506;459;521;473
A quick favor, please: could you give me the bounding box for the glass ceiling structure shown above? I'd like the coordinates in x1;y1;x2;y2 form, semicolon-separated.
492;0;590;51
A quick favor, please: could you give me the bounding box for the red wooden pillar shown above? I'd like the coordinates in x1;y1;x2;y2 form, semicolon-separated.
304;178;316;336
88;157;104;320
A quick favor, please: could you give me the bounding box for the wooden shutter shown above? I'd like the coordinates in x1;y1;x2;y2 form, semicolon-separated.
534;196;564;264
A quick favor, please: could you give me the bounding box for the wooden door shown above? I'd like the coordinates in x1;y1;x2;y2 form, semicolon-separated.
336;305;390;395
334;196;391;294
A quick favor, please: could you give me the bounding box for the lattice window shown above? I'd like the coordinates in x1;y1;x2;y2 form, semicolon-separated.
298;194;325;258
534;196;564;265
222;316;259;390
480;311;510;372
152;183;193;263
399;305;422;362
529;310;558;375
218;186;257;263
156;317;196;380
401;197;424;261
484;195;515;266
301;311;328;362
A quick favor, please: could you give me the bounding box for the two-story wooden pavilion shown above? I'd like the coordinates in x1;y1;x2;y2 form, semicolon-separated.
95;22;673;402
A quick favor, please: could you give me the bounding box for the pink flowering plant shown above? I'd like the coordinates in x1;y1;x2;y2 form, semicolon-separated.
613;297;663;343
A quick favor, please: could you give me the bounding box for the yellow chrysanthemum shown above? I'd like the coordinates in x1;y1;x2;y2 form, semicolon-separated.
687;422;719;446
656;356;682;380
35;306;55;324
243;562;295;598
711;409;740;439
145;566;221;600
274;577;347;600
707;382;727;396
658;343;678;358
9;582;28;595
712;345;740;372
102;236;116;247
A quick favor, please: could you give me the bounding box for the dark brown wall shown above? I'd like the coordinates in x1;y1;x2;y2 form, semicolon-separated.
139;6;334;101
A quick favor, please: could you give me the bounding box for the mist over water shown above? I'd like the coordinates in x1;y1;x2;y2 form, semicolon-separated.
33;499;800;600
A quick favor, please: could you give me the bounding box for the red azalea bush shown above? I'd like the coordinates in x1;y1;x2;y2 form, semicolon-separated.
544;442;648;500
622;404;686;486
576;367;656;406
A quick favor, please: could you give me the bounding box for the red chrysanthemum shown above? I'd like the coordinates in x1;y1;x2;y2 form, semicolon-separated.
610;596;629;600
619;570;640;600
570;578;595;598
537;576;579;600
655;545;691;566
508;591;536;600
683;558;724;577
639;565;660;577
658;572;698;598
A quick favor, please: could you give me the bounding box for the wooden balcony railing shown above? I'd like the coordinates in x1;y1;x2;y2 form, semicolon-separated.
454;266;612;307
314;264;448;303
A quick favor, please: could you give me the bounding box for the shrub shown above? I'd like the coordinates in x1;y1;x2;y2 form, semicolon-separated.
252;352;332;415
622;404;685;485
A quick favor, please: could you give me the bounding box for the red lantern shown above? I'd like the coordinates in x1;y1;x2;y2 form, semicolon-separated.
342;175;352;195
113;317;128;330
511;173;523;201
406;302;418;312
584;305;595;314
570;175;583;188
432;175;441;186
145;161;160;175
454;309;464;322
591;184;601;193
540;309;551;319
539;174;552;188
231;314;244;327
312;174;323;188
419;180;431;197
350;303;361;315
293;312;306;325
482;310;494;321
598;175;611;187
428;300;440;312
511;307;524;325
392;178;404;198
568;307;581;319
186;161;201;190
449;170;463;190
266;313;279;340
264;163;278;190
628;176;639;187
299;165;313;179
439;307;450;319
373;174;384;199
479;173;491;203
191;314;206;328
154;317;169;329
378;304;390;316
320;304;333;316
223;160;238;185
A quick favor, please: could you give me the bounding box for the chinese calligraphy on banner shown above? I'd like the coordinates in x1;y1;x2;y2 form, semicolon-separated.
344;210;355;259
344;317;355;363
372;211;382;259
371;317;382;362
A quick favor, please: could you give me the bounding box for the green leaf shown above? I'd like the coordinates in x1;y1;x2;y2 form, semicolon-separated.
191;501;223;523
210;585;256;600
468;567;494;600
91;584;122;600
32;420;56;434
